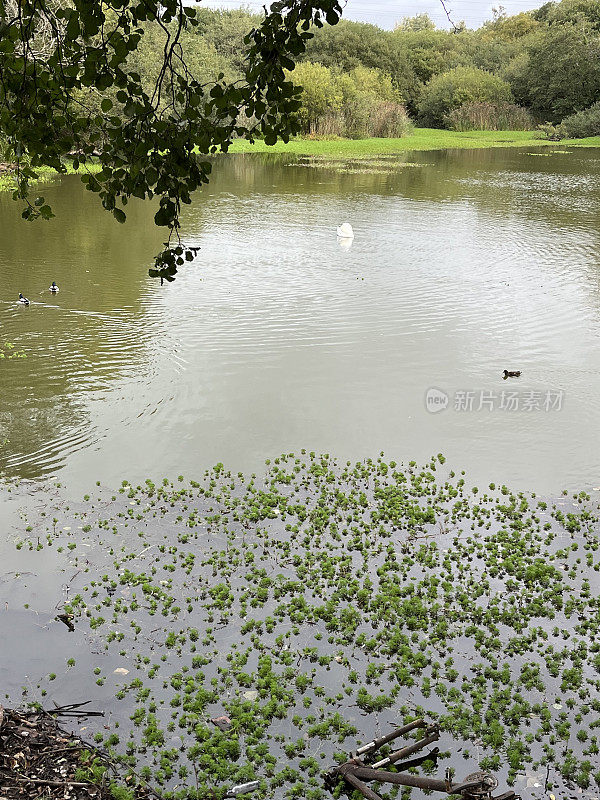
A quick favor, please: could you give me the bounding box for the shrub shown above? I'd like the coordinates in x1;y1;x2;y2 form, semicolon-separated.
289;62;343;133
559;101;600;138
446;100;534;131
289;61;413;139
418;66;513;128
537;122;564;141
371;102;413;137
338;97;412;139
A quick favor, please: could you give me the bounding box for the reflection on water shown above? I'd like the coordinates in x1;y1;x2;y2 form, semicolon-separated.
1;147;600;493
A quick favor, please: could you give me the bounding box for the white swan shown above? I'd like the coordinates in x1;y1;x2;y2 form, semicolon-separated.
336;222;354;239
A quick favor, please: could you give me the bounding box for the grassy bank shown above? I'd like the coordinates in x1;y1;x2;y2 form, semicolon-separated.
229;127;600;157
2;129;599;195
0;161;102;193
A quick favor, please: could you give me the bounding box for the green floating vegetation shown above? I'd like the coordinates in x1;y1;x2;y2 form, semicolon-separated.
0;342;27;359
14;453;600;800
290;155;430;174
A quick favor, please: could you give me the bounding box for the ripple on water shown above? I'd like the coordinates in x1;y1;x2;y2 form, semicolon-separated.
2;150;600;490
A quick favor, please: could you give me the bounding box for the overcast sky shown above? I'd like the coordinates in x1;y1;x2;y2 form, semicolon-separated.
200;0;546;29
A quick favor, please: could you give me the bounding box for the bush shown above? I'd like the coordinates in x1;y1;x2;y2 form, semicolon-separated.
371;102;414;137
559;101;600;138
418;66;513;127
300;102;412;139
446;100;533;131
289;61;413;139
289;62;343;133
537;122;564;141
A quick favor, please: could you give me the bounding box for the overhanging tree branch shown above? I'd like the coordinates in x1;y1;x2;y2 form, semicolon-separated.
0;0;343;282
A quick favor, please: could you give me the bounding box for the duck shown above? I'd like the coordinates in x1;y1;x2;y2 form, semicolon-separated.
18;292;30;306
49;281;59;293
337;222;354;239
503;369;521;379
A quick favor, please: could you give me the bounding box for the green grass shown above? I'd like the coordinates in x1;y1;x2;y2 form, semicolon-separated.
0;160;102;193
228;128;600;157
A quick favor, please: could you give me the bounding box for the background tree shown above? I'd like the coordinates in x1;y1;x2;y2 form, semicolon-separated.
545;0;600;28
484;10;540;38
511;22;600;119
396;14;436;32
302;19;417;106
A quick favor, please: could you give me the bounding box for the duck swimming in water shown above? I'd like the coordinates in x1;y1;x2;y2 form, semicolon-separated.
49;281;59;293
503;369;521;379
18;293;30;306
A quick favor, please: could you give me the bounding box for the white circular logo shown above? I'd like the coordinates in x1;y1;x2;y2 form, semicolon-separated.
425;387;449;414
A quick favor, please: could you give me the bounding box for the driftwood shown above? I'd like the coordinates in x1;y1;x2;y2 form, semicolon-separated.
325;721;519;800
46;701;104;718
0;705;155;800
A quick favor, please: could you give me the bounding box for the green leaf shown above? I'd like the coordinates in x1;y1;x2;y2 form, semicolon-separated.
154;207;170;227
39;205;54;219
100;98;113;112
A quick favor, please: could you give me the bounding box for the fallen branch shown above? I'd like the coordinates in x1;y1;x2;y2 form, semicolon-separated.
5;774;91;787
0;706;155;800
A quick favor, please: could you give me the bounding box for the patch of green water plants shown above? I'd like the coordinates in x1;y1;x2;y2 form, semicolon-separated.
0;342;27;359
12;453;600;800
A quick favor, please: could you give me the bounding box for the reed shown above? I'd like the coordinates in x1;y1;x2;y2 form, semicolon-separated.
304;101;412;140
446;101;534;132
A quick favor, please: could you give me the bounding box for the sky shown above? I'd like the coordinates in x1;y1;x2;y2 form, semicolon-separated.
199;0;547;30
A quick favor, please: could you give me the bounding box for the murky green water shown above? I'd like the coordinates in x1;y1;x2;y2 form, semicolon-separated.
2;147;600;493
2;152;600;797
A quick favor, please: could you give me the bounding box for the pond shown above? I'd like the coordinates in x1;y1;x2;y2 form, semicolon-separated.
2;149;600;800
2;146;600;495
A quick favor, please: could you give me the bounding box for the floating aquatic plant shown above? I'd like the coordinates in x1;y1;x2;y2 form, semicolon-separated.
9;453;600;800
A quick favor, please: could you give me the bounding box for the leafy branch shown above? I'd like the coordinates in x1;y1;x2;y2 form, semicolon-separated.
0;0;342;282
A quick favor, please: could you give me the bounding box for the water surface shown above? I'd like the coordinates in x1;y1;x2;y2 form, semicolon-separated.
2;147;600;493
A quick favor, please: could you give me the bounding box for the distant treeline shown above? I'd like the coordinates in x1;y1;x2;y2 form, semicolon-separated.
68;0;600;140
